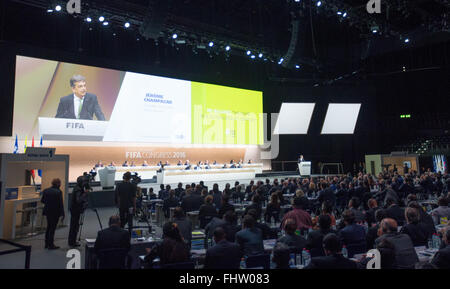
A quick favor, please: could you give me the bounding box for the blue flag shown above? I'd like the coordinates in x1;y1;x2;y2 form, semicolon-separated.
13;135;18;154
38;135;43;177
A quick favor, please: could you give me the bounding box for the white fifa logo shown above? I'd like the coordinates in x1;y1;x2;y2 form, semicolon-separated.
67;0;81;14
366;249;381;269
66;249;81;269
366;0;381;14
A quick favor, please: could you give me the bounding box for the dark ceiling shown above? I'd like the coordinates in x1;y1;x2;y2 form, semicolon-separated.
1;0;449;84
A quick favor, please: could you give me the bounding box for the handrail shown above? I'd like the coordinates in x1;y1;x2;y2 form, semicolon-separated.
0;239;31;269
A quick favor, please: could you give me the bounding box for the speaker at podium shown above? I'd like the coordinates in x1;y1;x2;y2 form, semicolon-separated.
298;161;311;176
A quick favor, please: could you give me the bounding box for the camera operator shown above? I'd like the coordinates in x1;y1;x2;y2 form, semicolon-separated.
115;172;137;235
68;176;90;247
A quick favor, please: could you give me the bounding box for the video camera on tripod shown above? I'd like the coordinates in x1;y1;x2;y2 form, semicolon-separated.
130;172;142;185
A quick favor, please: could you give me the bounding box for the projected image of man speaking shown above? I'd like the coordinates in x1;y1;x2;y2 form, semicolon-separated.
55;75;106;120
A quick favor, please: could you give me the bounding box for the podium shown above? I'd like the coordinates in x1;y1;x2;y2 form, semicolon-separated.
98;166;116;189
298;161;311;176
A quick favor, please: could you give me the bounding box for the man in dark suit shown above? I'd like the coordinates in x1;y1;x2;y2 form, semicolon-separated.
115;172;137;234
385;197;405;226
305;233;357;269
55;75;105;120
41;178;65;249
204;227;241;269
94;215;131;268
235;215;264;256
338;210;367;255
375;218;419;269
180;188;203;213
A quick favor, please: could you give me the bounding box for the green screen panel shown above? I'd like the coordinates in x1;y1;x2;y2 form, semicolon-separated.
191;82;263;145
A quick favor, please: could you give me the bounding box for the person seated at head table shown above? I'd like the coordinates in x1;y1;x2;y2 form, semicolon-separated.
248;159;252;164
109;161;116;167
177;160;183;166
204;160;211;169
122;160;129;167
95;160;104;168
142;160;149;167
230;160;234;164
157;161;163;167
194;161;202;170
164;161;170;166
130;161;136;167
222;163;228;169
184;160;190;166
213;160;217;165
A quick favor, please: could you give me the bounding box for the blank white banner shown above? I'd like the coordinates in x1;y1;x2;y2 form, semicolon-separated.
274;103;315;135
321;103;361;134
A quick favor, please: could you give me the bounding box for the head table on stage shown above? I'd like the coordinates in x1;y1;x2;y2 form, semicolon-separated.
94;163;263;184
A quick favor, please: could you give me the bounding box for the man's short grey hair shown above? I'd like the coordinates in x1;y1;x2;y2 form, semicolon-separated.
70;75;86;87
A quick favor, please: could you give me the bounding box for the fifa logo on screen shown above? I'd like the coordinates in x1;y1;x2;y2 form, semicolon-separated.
66;249;81;269
366;0;381;14
366;249;381;269
66;0;81;14
66;122;85;129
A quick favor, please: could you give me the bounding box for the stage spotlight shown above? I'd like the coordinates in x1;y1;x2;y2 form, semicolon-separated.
295;65;300;69
55;5;62;12
86;17;92;22
99;16;105;22
258;53;263;58
47;9;54;13
337;12;342;15
172;33;178;39
372;29;378;34
208;41;214;47
225;45;231;51
316;1;322;7
251;55;256;59
343;12;347;18
124;22;130;28
278;58;284;64
246;50;251;55
103;22;109;26
404;38;410;43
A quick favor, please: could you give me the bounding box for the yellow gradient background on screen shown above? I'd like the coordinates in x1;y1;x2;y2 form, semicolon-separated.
191;82;263;145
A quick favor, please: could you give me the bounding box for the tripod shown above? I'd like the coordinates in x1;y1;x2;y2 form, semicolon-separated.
78;208;103;242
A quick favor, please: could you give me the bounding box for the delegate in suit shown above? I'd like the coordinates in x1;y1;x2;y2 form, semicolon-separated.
55;75;105;120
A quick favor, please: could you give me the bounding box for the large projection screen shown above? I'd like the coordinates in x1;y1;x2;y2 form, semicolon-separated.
13;56;264;145
273;103;315;135
321;103;361;134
